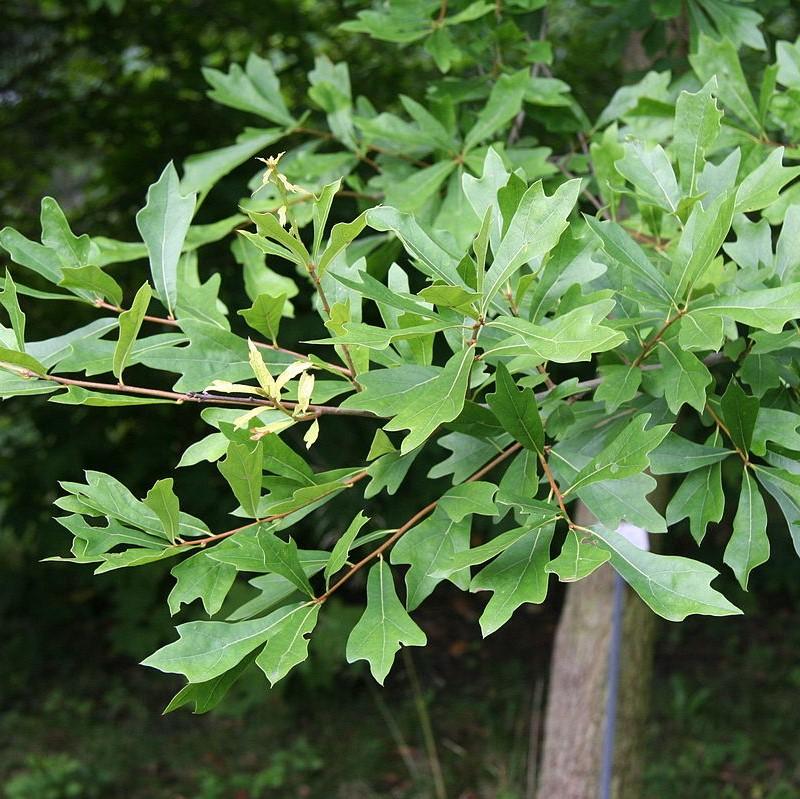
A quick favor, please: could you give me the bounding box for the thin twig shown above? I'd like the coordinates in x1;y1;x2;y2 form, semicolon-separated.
316;442;522;602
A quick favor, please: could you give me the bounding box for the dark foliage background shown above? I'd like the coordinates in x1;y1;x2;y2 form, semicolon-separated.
1;2;799;797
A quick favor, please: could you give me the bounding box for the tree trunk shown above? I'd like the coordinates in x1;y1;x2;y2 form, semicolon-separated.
535;507;657;799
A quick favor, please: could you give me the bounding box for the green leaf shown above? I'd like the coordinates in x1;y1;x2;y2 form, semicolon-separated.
218;440;263;517
592;525;741;621
724;469;769;590
143;478;181;544
690;284;800;334
345;559;427;685
481;179;580;312
567;414;671;494
142;603;303;682
202;53;295;126
546;530;611;582
666;460;725;544
594;364;642;413
40;197;91;269
577;474;667;533
735;148;800;214
366;206;462;287
470;524;554;636
719;380;759;453
657;340;712;413
615;142;680;213
0;269;25;350
112;282;152;382
672;78;722;196
317;213;368;277
168;551;237;616
0;227;63;283
438;481;498;522
649;433;732;474
690;33;761;133
135;162;197;317
384;346;474;454
0;347;46;374
463;70;528;151
255;603;320;686
384;160;456;214
324;512;370;587
583;217;671;306
670;189;736;301
59;265;123;306
487;303;626;363
753;466;800;555
164;653;254;715
238;293;286;344
487;362;544;453
391;507;472;610
181;128;282;196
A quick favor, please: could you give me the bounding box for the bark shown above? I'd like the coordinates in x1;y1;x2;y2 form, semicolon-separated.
534;506;657;799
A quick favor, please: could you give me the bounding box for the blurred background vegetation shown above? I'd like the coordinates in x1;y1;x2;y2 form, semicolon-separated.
1;1;800;797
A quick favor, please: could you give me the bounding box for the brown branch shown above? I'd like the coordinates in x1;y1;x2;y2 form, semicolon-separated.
17;370;377;417
538;452;571;524
183;470;369;548
316;441;523;603
631;308;687;367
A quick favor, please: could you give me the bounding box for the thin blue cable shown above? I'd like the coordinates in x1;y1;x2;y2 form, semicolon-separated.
600;572;625;799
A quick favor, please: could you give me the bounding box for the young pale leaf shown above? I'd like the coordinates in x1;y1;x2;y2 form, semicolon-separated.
135;162;196;318
40;197;91;268
487;362;544;454
142;603;302;682
143;478;181;544
112;282;152;382
217;440;263;517
593;525;741;621
255;603;320;686
391;507;472;609
719;380;759;453
481;178;580;312
567;415;671;494
317;213;367;277
324;512;370;587
470;524;554;636
724;469;769;590
384;346;474;454
345;559;427;685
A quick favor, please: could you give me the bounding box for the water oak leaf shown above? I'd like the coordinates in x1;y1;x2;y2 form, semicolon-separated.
470;524;554;636
135;162;196;317
487;362;544;453
724;470;769;590
592;526;741;621
345;560;427;685
142;603;303;683
391;507;472;609
384;346;474;454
